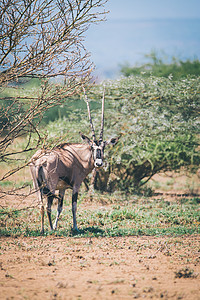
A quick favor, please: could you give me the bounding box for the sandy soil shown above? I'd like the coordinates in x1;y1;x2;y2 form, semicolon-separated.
0;234;199;300
0;168;199;299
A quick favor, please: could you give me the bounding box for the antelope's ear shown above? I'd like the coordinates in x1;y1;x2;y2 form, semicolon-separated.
79;132;92;145
105;137;119;146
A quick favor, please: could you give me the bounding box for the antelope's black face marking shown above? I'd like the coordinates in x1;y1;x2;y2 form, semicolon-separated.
80;133;119;169
92;141;105;168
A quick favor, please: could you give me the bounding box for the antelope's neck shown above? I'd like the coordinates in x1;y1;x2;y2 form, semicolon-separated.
80;145;95;172
60;143;95;172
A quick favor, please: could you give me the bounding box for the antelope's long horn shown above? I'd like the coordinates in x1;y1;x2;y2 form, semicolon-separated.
82;86;96;142
99;86;105;142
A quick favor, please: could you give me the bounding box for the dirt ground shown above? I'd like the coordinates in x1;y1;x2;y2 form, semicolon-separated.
0;234;199;300
0;169;200;299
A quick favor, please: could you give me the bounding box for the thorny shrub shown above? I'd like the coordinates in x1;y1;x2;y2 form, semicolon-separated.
43;75;200;192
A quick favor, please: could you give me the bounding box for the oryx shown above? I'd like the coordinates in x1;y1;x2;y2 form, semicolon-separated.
29;87;118;233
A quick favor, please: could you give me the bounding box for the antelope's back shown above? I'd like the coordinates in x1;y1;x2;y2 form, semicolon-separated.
29;143;92;187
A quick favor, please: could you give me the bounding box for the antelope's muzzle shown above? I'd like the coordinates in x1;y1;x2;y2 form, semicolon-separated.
94;159;103;168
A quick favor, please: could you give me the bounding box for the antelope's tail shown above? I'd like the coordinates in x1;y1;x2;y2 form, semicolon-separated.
29;163;43;206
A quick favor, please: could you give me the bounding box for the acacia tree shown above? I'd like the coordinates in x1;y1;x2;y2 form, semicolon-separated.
51;76;199;193
0;0;107;171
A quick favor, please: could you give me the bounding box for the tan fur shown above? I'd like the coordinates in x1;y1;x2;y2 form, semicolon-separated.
30;143;95;233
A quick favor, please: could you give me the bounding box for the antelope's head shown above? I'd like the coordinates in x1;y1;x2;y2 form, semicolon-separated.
81;87;118;168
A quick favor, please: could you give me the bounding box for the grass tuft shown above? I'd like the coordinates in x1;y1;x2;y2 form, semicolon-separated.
0;196;199;238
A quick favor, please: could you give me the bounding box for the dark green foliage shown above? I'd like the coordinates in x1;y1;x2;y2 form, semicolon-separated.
120;51;200;80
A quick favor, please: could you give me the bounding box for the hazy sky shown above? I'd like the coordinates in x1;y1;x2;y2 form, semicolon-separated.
106;0;200;20
85;0;200;78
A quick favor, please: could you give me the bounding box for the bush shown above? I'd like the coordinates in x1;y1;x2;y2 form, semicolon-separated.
120;51;200;80
41;76;200;192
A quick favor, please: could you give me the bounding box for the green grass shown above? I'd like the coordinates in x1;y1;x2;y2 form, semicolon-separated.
0;180;31;188
0;196;199;238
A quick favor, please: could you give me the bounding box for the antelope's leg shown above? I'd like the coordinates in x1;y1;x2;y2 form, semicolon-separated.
72;191;78;231
40;202;45;234
53;189;65;230
46;195;54;230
